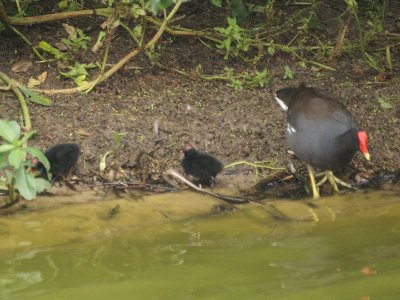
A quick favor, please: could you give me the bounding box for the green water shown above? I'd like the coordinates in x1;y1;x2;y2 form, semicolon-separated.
1;189;400;300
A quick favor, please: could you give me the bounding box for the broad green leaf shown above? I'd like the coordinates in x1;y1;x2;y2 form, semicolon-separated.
150;0;173;14
16;165;36;200
0;119;21;142
0;144;15;153
8;148;25;169
19;86;52;106
26;147;50;171
231;0;248;22
0;152;8;169
34;177;51;193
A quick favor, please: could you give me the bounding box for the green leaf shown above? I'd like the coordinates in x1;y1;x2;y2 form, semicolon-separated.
0;152;8;170
150;0;173;14
209;0;222;7
59;63;92;79
0;144;15;153
131;4;146;18
15;165;36;200
38;41;67;59
34;177;51;193
0;119;21;142
26;147;50;171
283;65;294;79
377;97;393;109
231;0;248;22
58;0;68;10
8;148;25;169
19;86;52;106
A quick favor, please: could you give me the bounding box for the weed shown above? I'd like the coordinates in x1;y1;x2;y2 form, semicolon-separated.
0;119;51;203
215;17;250;59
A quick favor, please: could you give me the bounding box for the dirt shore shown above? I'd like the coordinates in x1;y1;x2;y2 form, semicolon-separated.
0;2;399;199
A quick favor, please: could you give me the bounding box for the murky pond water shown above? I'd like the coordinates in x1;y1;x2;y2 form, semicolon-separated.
1;188;400;300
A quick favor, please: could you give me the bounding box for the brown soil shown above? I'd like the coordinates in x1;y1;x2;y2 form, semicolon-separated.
0;2;399;200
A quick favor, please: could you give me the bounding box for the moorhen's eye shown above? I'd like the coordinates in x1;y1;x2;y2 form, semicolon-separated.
274;84;369;199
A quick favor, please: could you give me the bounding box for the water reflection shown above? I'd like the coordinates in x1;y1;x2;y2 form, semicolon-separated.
0;189;399;299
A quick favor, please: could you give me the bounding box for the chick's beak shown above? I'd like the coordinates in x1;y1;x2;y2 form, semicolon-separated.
363;152;371;161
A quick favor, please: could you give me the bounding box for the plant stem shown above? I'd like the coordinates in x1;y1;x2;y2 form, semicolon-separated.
8;8;113;25
10;26;45;60
0;72;31;131
35;0;183;95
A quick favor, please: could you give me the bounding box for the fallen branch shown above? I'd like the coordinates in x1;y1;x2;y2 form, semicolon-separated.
166;169;252;205
34;0;183;95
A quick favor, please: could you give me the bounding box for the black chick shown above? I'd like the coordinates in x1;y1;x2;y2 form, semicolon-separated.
181;143;223;188
33;143;80;182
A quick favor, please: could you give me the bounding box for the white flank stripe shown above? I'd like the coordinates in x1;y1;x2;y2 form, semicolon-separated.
274;93;288;111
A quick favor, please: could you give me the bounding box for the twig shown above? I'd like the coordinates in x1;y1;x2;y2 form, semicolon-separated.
225;160;286;171
34;0;183;95
10;25;45;60
8;8;113;25
166;169;251;204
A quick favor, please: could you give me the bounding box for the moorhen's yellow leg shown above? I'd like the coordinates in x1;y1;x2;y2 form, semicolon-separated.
307;164;320;199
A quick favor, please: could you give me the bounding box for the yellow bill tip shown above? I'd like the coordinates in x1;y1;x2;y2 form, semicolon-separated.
364;152;371;161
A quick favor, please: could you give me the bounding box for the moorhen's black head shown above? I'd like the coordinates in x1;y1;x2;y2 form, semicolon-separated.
182;143;195;156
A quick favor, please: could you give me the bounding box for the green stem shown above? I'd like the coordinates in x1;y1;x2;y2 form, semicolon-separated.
10;26;45;60
0;72;31;131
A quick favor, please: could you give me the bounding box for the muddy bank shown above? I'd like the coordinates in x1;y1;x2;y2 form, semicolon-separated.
0;2;399;197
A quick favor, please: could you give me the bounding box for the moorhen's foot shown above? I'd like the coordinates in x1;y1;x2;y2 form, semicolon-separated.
61;176;78;191
317;170;355;194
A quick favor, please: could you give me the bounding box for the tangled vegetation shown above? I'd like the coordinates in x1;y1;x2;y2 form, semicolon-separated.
0;0;396;94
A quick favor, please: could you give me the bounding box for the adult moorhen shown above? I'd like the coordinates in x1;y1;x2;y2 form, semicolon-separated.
181;143;224;188
33;143;80;182
274;84;370;199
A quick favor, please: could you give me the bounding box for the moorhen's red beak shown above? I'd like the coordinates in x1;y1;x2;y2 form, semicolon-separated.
357;131;370;161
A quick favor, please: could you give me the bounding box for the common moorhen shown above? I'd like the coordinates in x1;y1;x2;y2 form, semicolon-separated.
274;84;370;198
33;143;80;182
181;143;224;188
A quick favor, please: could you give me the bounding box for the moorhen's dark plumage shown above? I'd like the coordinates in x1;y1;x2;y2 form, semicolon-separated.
181;144;224;187
33;143;80;182
274;84;370;198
